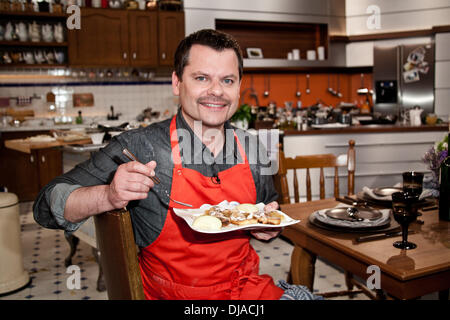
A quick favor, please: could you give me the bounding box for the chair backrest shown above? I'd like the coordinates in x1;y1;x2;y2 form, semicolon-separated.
276;140;355;204
94;208;145;300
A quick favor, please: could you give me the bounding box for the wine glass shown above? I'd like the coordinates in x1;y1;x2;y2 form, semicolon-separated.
391;192;419;250
402;171;424;199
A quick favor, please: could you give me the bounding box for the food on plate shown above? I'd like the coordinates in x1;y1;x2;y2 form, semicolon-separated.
230;211;258;226
205;206;232;227
235;203;259;214
201;204;285;228
192;215;222;231
265;211;284;225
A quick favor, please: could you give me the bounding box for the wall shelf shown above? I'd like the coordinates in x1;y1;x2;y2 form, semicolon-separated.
243;58;372;74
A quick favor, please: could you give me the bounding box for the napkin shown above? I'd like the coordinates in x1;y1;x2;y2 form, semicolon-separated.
312;203;391;228
362;186;391;201
362;183;402;201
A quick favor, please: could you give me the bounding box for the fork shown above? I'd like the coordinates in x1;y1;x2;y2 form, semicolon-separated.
122;148;193;207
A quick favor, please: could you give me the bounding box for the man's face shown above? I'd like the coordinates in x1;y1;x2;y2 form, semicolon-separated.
172;44;241;131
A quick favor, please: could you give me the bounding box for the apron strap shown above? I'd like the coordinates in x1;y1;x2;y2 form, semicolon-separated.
169;115;249;168
169;116;182;167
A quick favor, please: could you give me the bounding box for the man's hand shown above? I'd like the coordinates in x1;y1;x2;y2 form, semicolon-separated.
107;160;157;209
250;201;283;241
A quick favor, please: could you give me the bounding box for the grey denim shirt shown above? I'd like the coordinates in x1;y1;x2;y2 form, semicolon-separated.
33;110;278;248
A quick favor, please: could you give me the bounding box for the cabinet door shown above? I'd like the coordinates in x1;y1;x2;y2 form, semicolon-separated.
36;148;63;190
68;8;129;66
158;11;185;66
128;11;158;67
0;148;39;201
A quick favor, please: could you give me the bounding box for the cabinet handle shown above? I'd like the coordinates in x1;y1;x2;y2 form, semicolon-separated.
132;52;136;60
30;155;34;163
162;52;166;60
123;52;127;59
41;155;46;163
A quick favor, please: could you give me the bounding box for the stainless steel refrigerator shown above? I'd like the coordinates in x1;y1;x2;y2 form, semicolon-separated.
373;43;435;116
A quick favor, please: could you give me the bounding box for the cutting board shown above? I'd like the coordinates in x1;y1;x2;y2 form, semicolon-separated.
5;138;92;154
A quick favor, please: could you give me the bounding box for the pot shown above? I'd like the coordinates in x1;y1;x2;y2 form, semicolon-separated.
338;113;352;125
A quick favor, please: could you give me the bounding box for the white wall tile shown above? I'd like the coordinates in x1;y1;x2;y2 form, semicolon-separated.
434;88;450;119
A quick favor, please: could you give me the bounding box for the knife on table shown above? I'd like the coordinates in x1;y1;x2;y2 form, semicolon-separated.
355;230;416;243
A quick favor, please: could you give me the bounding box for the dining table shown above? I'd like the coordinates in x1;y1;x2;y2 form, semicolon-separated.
280;198;450;300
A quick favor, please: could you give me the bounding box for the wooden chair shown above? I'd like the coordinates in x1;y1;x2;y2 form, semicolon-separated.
93;208;145;300
276;140;355;204
276;140;366;299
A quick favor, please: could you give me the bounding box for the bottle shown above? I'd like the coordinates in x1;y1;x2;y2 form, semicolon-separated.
439;134;450;221
76;111;83;124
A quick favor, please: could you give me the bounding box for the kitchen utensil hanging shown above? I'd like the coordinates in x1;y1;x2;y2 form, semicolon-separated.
295;74;301;97
306;74;311;94
327;74;335;96
357;73;369;94
263;75;270;97
336;74;343;98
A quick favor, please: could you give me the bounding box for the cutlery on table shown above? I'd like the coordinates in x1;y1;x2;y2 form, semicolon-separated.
355;230;416;243
336;197;367;207
122;148;193;208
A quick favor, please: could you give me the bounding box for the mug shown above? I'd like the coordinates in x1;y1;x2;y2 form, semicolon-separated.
317;46;325;60
54;50;65;64
307;50;316;60
23;51;35;64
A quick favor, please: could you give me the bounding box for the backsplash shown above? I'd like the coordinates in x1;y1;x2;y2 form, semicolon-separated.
0;81;178;124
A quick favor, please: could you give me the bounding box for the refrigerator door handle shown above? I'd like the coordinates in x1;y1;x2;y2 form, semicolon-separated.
397;46;403;108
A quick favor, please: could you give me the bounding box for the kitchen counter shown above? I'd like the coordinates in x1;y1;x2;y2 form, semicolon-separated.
282;123;448;135
0;124;91;132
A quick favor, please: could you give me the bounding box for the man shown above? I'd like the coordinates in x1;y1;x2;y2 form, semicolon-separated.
34;29;320;300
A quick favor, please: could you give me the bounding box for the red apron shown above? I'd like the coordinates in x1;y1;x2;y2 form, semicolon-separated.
138;116;284;300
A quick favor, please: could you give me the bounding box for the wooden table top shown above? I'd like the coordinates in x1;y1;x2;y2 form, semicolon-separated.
280;199;450;282
5;137;92;154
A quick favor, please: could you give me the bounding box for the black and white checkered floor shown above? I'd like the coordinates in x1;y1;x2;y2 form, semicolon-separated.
0;202;441;300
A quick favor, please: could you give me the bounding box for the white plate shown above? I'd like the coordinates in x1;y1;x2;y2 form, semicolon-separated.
173;200;300;234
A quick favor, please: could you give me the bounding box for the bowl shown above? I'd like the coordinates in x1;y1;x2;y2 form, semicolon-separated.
89;132;105;145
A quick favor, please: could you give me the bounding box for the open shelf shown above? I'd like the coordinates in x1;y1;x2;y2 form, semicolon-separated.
216;19;328;61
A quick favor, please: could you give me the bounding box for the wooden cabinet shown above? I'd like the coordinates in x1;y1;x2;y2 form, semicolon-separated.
128;10;158;67
68;8;184;68
68;8;159;67
0;131;63;201
68;8;130;67
158;11;185;66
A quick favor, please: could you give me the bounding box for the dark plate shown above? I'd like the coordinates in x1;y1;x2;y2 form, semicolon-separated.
325;207;383;221
356;191;431;209
308;213;399;234
372;187;402;198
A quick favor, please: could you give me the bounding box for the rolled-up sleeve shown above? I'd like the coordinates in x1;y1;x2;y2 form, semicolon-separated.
49;183;84;232
33;136;127;231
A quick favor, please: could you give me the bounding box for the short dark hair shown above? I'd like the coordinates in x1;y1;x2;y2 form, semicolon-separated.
174;29;243;81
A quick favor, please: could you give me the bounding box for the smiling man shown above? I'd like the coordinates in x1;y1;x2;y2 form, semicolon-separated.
33;29;321;300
